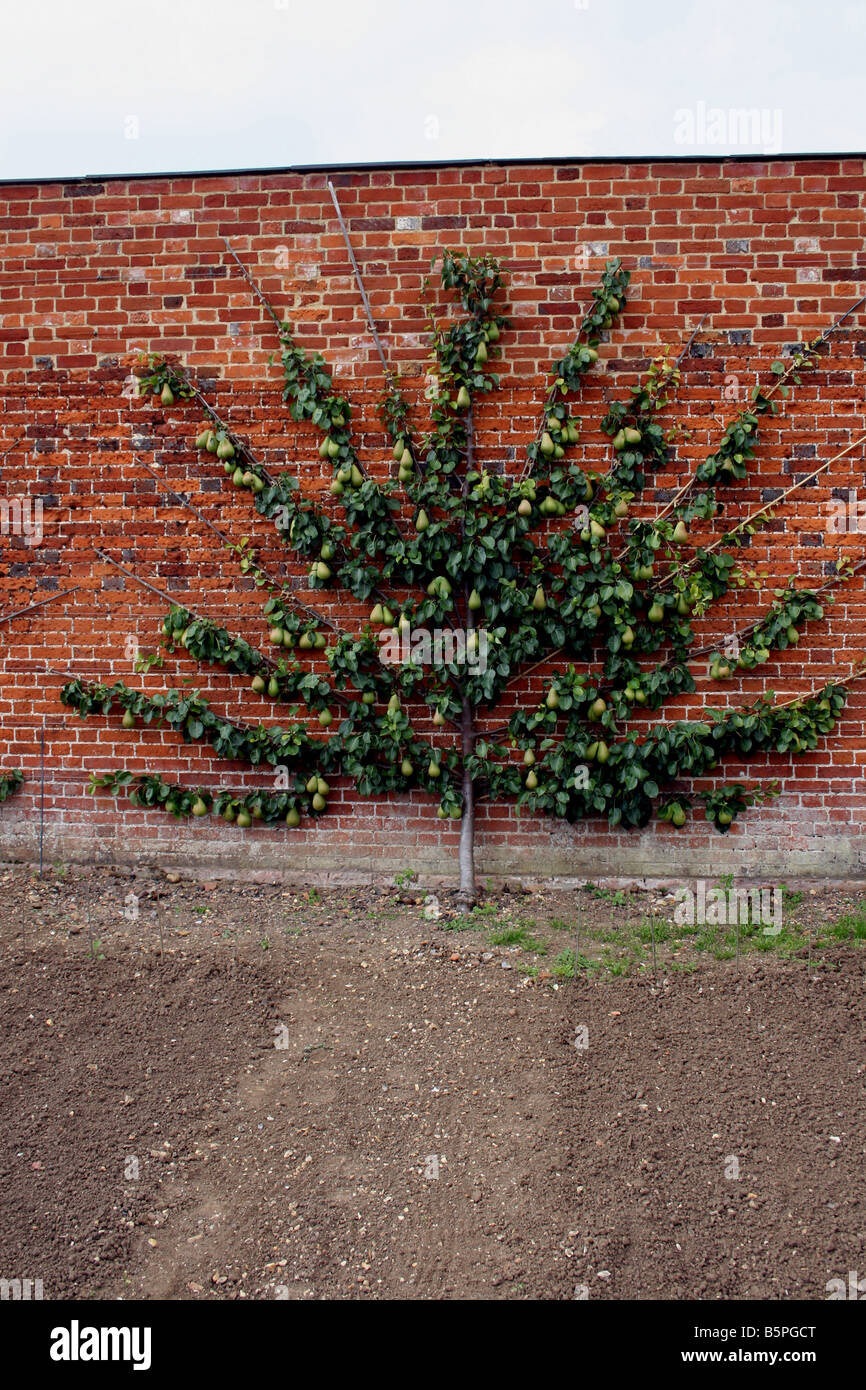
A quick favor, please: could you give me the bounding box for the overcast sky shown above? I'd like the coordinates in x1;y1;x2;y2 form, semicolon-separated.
2;0;865;180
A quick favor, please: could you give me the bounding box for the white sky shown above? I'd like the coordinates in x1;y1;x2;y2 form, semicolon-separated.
2;0;865;180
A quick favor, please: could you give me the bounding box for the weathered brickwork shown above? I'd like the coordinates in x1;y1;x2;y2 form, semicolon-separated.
1;157;864;883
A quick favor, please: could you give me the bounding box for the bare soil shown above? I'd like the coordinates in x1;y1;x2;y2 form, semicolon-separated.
1;864;864;1300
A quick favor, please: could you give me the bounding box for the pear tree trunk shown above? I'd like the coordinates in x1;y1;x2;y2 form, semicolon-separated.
457;694;476;906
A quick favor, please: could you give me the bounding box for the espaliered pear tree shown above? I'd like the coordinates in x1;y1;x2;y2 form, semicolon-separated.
62;251;862;903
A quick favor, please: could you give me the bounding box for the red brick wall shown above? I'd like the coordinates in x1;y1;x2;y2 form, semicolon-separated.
1;157;865;884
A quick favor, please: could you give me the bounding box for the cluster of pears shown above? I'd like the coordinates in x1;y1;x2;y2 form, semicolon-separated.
329;459;364;495
305;775;330;812
195;426;266;494
658;800;688;828
709;655;735;680
539;416;580;459
309;538;335;584
268;623;327;651
369;601;398;625
161;620;199;651
392;436;414;483
612;425;642;452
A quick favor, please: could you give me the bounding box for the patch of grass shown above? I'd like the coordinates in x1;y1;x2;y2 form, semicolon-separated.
637;917;672;944
782;884;805;910
440;914;479;932
551;949;575;978
489;925;548;954
442;903;502;932
827;906;866;941
606;958;631;977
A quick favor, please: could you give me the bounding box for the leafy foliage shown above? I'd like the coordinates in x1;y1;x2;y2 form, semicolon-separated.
0;770;24;803
63;250;858;892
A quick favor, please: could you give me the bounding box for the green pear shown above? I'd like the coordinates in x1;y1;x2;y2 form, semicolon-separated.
286;807;301;827
236;810;252;828
217;438;235;461
160;384;174;407
648;602;664;624
517;498;533;517
251;675;266;694
415;509;429;532
672;520;690;544
191;797;208;817
456;385;471;410
532;585;547;611
540;431;555;457
318;709;333;727
468;589;482;611
400;758;413;777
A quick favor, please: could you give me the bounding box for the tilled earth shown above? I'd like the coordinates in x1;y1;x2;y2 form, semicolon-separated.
1;865;864;1300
